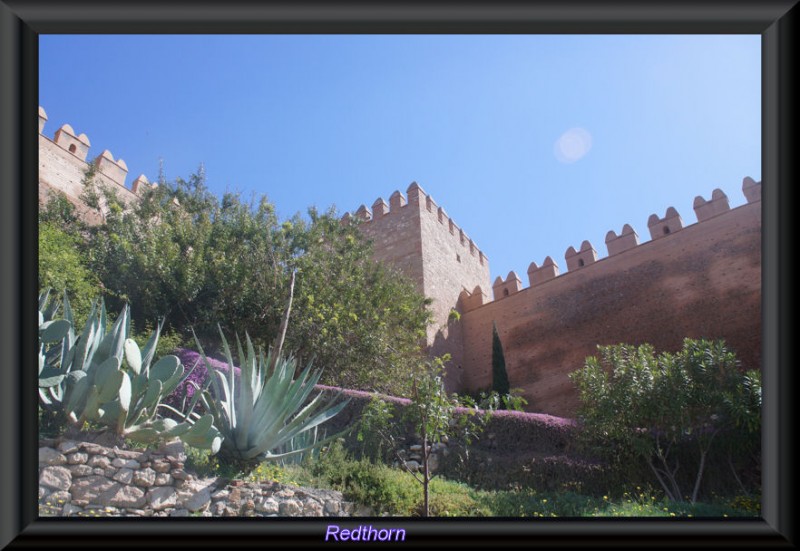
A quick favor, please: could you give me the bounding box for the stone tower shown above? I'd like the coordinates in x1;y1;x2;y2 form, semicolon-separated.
343;182;491;389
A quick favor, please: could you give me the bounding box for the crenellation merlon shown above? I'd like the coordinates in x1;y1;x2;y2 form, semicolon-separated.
54;123;92;162
565;240;598;271
38;106;48;134
459;285;488;312
527;256;560;286
95;149;129;187
389;190;407;210
605;224;640;256
742;177;761;203
493;271;522;300
355;204;372;222
693;188;730;222
372;197;389;217
648;206;683;240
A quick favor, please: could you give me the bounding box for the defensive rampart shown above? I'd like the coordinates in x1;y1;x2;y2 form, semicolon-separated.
457;179;761;417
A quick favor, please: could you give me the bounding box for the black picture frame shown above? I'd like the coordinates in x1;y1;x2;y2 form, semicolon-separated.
1;1;795;547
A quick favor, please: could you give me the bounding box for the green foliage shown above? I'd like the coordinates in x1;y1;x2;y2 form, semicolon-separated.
358;355;488;516
569;339;761;503
491;322;510;399
456;387;528;412
84;172;430;397
193;327;349;470
38;221;99;325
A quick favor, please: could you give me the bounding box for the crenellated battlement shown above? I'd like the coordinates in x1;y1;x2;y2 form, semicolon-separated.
475;178;760;302
38;106;153;199
342;181;489;267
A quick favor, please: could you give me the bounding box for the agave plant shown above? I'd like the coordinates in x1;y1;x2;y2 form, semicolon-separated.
194;327;349;465
41;291;221;452
38;289;76;407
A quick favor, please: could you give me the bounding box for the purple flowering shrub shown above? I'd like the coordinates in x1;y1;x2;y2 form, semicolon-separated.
163;348;241;415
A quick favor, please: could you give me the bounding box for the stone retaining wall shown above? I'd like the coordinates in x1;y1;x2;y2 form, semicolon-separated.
38;437;366;518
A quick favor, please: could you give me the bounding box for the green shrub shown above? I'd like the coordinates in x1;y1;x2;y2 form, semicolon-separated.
570;339;761;503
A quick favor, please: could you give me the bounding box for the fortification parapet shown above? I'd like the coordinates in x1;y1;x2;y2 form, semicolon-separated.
39;106;149;202
95;150;129;187
459;285;488;312
39;106;48;134
693;188;730;222
355;204;372;221
54;123;92;162
493;271;522;299
131;174;154;195
605;224;640;256
647;207;683;240
527;256;560;286
389;190;407;210
742;177;761;203
372;197;389;217
565;240;598;271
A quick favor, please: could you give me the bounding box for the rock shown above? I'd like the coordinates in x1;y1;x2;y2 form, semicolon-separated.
57;441;79;454
409;444;423;452
170;508;190;517
108;485;147;509
440;435;449;444
431;443;447;453
428;454;440;472
88;455;111;469
324;501;339;515
80;443;112;456
147;486;177;511
113;448;145;461
211;501;227;516
404;460;420;472
157;439;186;461
39;447;67;466
212;489;230;501
152;460;171;473
62;503;83;516
184;488;212;512
256;497;279;514
154;473;172;486
171;468;189;480
303;500;324;517
111;458;140;469
112;468;134;484
67;452;89;464
68;464;94;477
341;502;355;515
274;488;294;499
69;476;119;505
103;467;117;478
278;500;303;516
39;466;72;491
38;486;49;500
133;468;157;487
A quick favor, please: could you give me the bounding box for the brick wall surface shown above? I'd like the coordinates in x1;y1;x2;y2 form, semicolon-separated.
458;200;761;417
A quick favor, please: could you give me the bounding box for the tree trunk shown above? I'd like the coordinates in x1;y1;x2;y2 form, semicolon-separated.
422;431;429;517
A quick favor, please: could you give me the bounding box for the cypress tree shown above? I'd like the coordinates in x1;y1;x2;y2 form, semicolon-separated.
492;321;510;400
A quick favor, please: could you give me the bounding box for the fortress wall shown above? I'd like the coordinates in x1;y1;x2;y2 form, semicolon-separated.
459;185;761;418
343;184;491;383
346;189;426;295
38;106;152;221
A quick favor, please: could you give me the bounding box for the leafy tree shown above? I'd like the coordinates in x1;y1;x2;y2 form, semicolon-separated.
78;170;430;396
491;321;510;400
38;220;99;325
570;339;761;503
358;356;489;516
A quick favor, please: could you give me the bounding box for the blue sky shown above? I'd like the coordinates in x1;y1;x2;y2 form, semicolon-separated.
39;35;760;284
